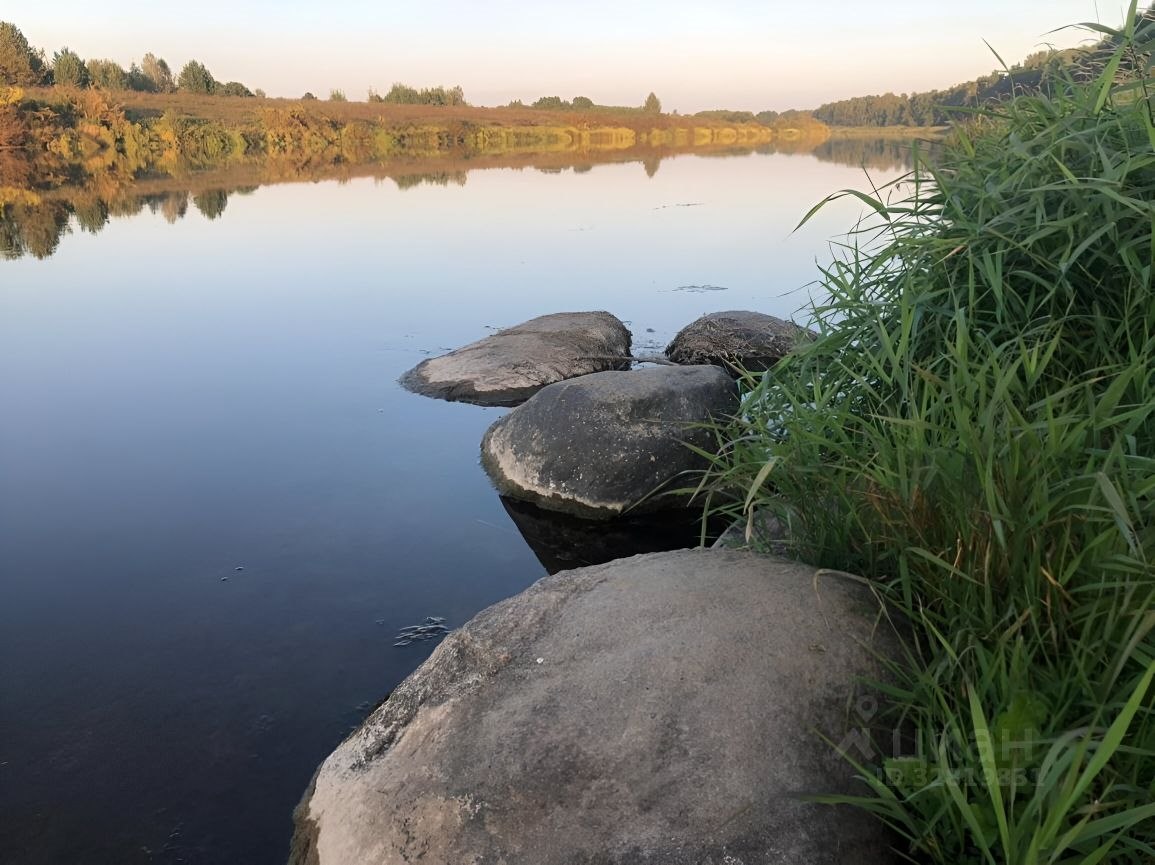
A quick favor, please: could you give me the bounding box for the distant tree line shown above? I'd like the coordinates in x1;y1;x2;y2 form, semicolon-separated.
368;83;467;106
0;21;260;97
810;8;1154;127
695;109;782;125
510;92;663;113
811;67;1040;127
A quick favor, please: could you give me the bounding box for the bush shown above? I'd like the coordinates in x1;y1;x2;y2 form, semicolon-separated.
531;95;568;110
703;6;1155;863
219;81;254;97
87;58;127;90
178;60;215;95
377;83;466;106
52;48;89;88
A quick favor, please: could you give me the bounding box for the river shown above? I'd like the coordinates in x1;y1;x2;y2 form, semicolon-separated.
0;140;910;864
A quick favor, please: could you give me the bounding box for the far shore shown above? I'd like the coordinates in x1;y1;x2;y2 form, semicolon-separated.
827;124;949;138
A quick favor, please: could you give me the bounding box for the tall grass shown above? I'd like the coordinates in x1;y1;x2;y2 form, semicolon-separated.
703;4;1155;862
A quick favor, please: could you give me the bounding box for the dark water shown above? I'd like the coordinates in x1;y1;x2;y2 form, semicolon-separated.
0;147;905;864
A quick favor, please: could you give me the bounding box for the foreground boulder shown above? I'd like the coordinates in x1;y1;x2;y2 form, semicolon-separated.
400;311;632;406
481;365;737;519
666;310;813;372
289;549;900;865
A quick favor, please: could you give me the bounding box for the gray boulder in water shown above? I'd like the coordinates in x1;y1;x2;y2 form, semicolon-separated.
480;364;737;520
400;311;632;407
665;310;814;373
288;549;901;865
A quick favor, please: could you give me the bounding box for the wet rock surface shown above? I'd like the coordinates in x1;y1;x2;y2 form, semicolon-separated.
665;310;813;372
480;365;738;519
289;549;900;865
400;311;632;407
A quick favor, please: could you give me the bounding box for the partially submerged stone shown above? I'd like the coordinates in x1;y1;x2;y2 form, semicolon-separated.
480;365;738;520
400;311;632;407
289;549;901;865
666;310;814;372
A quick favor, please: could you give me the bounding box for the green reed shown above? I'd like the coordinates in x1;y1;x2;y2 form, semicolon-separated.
701;4;1155;862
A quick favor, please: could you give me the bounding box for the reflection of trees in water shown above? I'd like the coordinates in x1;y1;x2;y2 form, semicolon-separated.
0;167;481;259
157;191;189;224
0;201;71;260
809;137;921;172
71;195;109;234
193;189;229;219
107;195;144;218
0;135;930;260
392;172;468;191
0;188;213;259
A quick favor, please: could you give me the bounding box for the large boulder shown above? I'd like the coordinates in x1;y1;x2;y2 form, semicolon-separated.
289;549;901;865
666;310;813;372
400;311;632;407
480;365;737;520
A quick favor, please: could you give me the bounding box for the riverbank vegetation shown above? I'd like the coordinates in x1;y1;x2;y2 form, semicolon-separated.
0;81;843;260
704;4;1155;862
0;30;837;263
0;82;812;190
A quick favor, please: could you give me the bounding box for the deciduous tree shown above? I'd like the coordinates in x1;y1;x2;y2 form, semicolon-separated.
141;53;174;92
126;63;153;91
643;92;661;113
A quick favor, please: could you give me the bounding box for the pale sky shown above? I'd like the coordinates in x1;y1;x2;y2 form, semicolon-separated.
5;1;1125;112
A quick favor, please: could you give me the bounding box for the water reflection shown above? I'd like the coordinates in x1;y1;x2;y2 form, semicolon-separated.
810;136;925;172
0;133;923;261
393;171;468;190
500;496;726;575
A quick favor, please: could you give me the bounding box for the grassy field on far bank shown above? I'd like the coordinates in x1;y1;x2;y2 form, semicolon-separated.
49;88;824;134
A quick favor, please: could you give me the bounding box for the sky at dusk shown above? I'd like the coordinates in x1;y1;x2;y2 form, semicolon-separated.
5;1;1125;111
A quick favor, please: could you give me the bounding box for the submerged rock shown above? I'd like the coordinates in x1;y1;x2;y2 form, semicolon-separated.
288;549;901;865
400;311;632;407
480;365;737;520
665;310;813;373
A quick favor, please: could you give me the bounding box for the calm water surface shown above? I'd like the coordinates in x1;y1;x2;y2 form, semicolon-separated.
0;148;904;864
